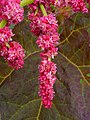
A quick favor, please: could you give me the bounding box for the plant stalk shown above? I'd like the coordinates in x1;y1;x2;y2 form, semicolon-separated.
39;4;47;16
20;0;34;7
39;4;51;61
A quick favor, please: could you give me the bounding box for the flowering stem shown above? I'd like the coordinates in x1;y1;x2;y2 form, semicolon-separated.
39;4;51;61
0;20;7;28
39;4;47;16
20;0;34;7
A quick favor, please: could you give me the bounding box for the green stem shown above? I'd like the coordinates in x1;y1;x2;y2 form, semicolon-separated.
35;8;38;15
20;0;34;7
39;4;47;16
5;42;10;48
0;20;7;28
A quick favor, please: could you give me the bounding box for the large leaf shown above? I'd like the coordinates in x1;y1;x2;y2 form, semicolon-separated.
0;11;90;120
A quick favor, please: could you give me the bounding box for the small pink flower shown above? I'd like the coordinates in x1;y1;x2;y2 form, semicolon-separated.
28;5;59;108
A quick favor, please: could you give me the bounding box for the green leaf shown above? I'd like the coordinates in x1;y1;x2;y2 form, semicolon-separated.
80;79;83;84
86;73;90;77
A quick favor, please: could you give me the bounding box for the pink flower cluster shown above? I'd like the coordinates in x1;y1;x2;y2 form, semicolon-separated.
0;0;24;25
29;13;59;59
38;59;57;108
0;27;14;56
28;1;59;108
29;13;58;35
0;27;25;70
37;16;59;106
0;27;13;44
0;0;25;69
2;41;25;70
68;0;88;13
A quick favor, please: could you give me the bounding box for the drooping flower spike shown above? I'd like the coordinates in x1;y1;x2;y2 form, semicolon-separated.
0;0;25;69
